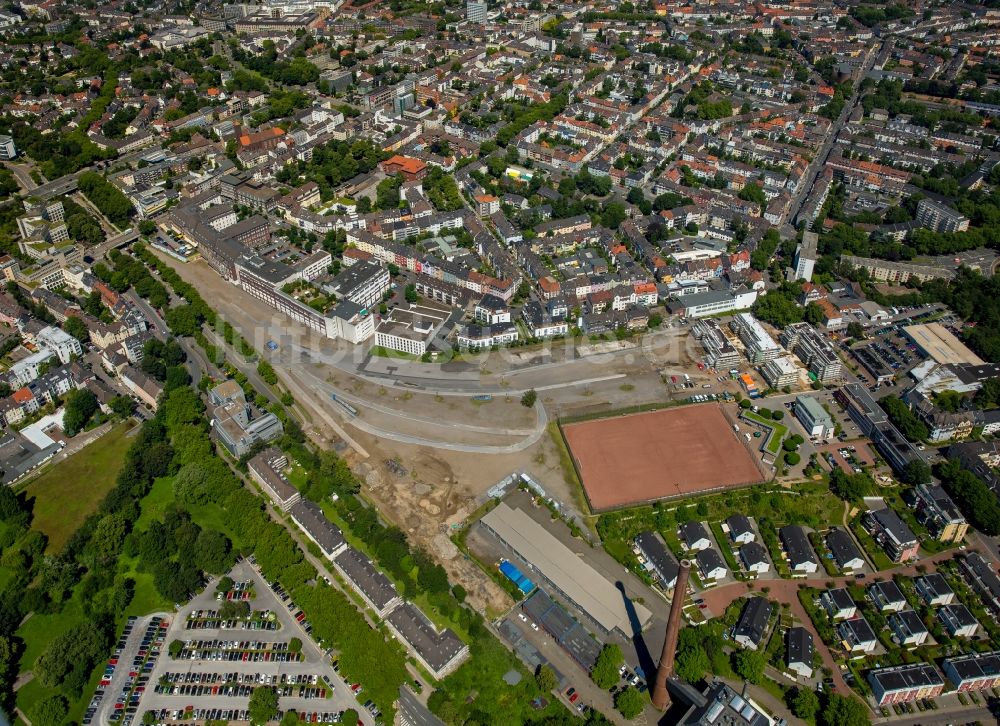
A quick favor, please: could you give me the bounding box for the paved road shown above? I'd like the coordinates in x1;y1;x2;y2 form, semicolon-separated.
700;548;975;698
397;687;444;726
3;160;38;191
781;40;885;234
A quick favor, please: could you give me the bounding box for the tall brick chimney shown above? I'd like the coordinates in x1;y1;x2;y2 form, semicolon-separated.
651;559;691;711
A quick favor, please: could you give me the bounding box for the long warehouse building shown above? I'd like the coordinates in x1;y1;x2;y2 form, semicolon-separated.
481;502;652;635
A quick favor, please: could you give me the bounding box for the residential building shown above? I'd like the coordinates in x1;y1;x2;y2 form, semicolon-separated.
780;323;843;382
733;597;772;650
792;231;818;282
210;380;283;458
889;610;929;647
938;604;979;639
692;318;740;369
821;588;857;620
786;627;814;679
322;261;390;310
740;542;770;575
633;532;679;591
913;484;968;543
942;651;1000;692
333;547;402;618
835;383;920;475
695;548;728;582
466;0;487;22
865;508;919;563
959;552;1000;615
826;529;864;572
914;573;954;606
868;580;907;613
248;448;300;512
794;395;835;440
725;515;755;545
290;500;346;560
0;134;16;160
679;680;771;726
780;525;818;575
730;313;781;365
679;521;712;551
761;356;799;389
838;616;878;654
374;302;450;356
916;198;969;233
386;602;469;678
868;663;944;706
35;325;82;364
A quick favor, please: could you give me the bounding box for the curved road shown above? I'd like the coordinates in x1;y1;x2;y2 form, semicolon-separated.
700;548;970;698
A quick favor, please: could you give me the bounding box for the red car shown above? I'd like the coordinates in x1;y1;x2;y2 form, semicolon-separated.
569;693;579;704
670;375;677;383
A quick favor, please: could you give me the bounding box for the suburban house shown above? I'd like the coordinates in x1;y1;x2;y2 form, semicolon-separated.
779;525;819;575
633;531;680;591
786;627;814;679
826;528;865;572
838;616;878;654
739;542;770;575
868;580;908;613
938;604;979;639
733;597;772;651
914;573;954;607
680;521;712;551
696;548;728;582
725;514;755;544
889;610;929;647
820;588;857;620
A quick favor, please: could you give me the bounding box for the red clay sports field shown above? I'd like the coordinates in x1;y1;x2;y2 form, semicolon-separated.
562;403;766;511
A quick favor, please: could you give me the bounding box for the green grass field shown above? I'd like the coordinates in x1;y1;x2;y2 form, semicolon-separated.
21;421;136;553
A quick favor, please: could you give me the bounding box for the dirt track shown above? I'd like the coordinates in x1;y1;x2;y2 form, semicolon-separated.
563;403;765;510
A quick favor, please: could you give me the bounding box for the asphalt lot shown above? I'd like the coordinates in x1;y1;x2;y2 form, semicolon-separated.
136;561;375;725
89;614;166;726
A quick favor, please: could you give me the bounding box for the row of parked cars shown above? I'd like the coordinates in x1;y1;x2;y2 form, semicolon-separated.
215;580;254;600
89;616;168;726
177;638;302;662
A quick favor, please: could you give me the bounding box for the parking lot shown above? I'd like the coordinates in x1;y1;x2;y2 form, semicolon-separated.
87;615;169;726
136;560;376;725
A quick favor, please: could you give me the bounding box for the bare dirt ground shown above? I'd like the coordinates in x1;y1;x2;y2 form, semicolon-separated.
150;252;728;613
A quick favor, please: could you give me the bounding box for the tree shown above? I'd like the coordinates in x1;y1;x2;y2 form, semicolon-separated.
63;315;89;342
63;388;99;436
280;711;300;726
535;664;557;692
404;284;418;303
340;709;358;726
771;409;784;421
248;686;279;725
901;458;931;486
591;643;624;689
32;694;68;726
829;469;870;502
732;649;766;684
194;528;232;574
784;451;801;466
819;693;870;726
614;686;645;719
169;639;184;657
289;637;302;653
791;687;820;720
847;321;865;340
110;395;134;418
521;389;537;407
880;396;929;442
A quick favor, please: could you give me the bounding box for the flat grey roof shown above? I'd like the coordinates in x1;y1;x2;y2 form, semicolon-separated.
481;502;651;633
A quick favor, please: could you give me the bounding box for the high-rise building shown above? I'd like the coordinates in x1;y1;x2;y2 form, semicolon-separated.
793;231;818;281
916;198;969;233
466;0;487;23
0;134;16;160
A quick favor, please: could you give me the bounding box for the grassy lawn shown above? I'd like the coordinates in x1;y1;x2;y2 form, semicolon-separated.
850;518;895;570
285;460;309;492
20;421;136;553
370;345;420;361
